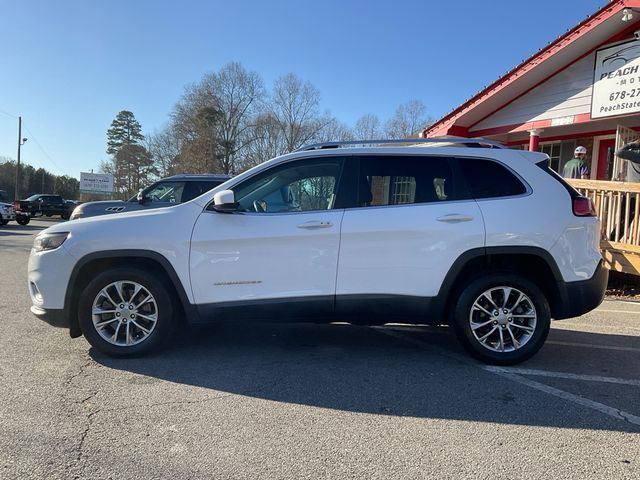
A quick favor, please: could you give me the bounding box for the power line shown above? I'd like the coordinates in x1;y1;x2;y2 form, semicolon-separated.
0;108;18;119
23;125;72;177
0;110;72;176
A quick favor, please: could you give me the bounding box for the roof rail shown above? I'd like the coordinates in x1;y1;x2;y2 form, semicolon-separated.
296;137;505;152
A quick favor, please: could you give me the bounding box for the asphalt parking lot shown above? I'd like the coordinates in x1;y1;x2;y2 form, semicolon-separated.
1;218;639;479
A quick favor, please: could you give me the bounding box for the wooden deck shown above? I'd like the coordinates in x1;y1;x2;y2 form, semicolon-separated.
568;179;640;275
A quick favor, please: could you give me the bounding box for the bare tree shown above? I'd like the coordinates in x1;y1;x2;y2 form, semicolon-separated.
170;62;264;175
310;115;354;144
215;62;265;174
270;73;328;152
384;100;432;138
353;114;382;140
146;127;180;178
242;111;286;169
171;79;223;174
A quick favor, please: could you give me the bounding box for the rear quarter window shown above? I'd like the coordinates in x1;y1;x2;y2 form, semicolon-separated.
536;159;580;199
457;157;527;199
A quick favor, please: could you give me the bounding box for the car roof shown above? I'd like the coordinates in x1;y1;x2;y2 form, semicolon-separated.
161;174;231;182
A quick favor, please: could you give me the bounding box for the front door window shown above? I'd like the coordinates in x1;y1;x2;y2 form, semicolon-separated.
232;158;343;213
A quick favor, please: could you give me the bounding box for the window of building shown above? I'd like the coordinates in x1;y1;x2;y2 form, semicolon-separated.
540;142;562;172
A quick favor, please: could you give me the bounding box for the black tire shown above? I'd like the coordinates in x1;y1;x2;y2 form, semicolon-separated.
16;216;30;225
0;217;7;225
45;212;53;217
451;274;550;365
61;213;70;220
78;267;175;357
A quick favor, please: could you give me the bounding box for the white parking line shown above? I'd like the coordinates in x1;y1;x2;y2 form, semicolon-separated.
546;340;640;353
488;369;640;427
594;309;640;315
376;327;640;427
484;366;640;387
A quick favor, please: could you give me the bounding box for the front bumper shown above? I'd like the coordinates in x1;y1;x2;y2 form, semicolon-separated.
554;259;608;319
30;305;69;328
30;305;82;337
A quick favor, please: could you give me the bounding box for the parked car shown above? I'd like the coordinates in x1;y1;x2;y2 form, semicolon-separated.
0;190;16;225
27;139;607;364
69;174;231;220
0;201;16;225
14;194;73;224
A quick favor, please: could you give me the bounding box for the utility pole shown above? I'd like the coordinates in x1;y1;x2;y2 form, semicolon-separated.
14;117;22;200
14;117;27;200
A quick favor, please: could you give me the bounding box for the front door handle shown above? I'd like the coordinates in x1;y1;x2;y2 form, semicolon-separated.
297;220;333;229
436;214;474;223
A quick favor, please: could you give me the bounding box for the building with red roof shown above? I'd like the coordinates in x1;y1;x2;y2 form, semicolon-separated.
424;0;640;181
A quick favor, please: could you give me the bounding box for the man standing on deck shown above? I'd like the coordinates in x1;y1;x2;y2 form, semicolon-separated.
562;146;590;179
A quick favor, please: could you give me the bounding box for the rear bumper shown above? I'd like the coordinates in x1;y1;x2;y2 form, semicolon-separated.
554;260;608;319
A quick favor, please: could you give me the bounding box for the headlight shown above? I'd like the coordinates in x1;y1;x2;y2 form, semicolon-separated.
33;232;69;252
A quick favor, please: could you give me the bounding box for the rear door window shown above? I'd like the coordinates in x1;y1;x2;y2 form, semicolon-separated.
346;155;460;208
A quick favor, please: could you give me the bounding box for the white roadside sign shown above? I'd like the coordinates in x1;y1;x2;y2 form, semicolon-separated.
80;172;114;194
592;40;640;119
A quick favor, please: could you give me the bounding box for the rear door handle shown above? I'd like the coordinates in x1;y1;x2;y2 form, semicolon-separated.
436;214;474;223
297;220;333;229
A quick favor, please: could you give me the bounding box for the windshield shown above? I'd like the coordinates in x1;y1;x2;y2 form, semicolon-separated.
26;194;41;201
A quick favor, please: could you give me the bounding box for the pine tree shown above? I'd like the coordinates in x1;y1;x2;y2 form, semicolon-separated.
106;110;145;155
104;110;154;197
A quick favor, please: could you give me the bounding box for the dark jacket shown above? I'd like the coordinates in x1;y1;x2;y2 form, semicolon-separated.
615;141;640;164
616;141;640;182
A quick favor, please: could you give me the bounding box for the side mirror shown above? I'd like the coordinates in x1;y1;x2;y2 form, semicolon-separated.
137;189;145;205
212;189;239;213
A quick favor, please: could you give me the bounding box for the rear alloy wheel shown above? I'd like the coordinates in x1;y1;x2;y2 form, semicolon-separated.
78;267;175;357
452;274;550;365
16;216;30;225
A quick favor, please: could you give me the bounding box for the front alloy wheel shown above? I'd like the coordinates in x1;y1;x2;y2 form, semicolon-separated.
452;274;550;365
91;280;159;347
78;267;174;357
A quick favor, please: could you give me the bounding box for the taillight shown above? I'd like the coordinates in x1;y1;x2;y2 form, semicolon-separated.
13;201;19;210
572;196;596;217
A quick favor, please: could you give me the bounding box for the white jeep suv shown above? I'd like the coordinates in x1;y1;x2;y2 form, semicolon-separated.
28;139;608;364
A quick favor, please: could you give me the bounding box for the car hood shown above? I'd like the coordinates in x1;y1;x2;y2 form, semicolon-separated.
0;202;13;207
73;199;143;217
40;201;203;257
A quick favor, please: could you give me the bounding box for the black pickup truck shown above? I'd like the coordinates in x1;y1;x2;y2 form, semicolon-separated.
14;194;72;224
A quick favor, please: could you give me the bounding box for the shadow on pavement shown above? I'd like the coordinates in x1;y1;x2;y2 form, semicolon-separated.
0;225;48;232
91;321;640;433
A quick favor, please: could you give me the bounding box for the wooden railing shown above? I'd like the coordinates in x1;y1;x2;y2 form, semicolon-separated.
568;179;640;274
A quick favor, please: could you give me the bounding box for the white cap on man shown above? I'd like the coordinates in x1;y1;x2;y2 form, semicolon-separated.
575;146;587;155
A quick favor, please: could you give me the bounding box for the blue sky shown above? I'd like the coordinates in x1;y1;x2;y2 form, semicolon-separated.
0;0;605;177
